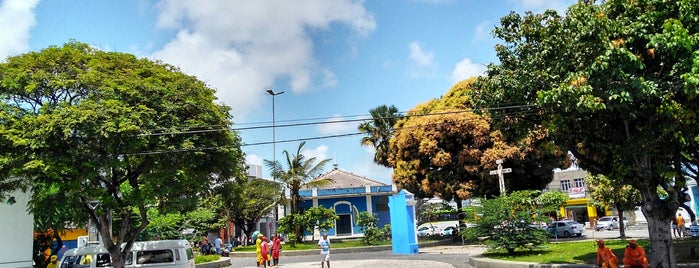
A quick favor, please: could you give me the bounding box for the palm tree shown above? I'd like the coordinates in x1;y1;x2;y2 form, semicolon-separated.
264;141;332;215
358;105;403;167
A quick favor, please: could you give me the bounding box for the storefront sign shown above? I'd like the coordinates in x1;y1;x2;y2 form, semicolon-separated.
568;187;586;198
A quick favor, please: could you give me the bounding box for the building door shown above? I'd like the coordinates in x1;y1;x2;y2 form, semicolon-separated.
336;214;352;235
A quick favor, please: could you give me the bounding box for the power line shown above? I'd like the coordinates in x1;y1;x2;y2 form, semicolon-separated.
135;104;538;137
123;104;542;155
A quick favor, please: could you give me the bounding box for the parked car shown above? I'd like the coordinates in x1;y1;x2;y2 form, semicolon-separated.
417;225;439;236
595;216;628;231
442;226;458;236
547;220;584;237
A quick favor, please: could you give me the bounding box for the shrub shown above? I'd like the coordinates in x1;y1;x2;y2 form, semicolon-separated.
466;190;550;254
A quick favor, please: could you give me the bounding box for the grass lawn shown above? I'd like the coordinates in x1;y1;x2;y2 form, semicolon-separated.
483;238;699;264
483;239;640;264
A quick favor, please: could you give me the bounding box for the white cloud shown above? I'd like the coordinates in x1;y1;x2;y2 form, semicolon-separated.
348;148;393;184
450;57;485;83
408;41;434;66
151;0;375;120
317;114;359;135
245;153;265;167
302;144;330;163
473;20;492;42
0;0;39;60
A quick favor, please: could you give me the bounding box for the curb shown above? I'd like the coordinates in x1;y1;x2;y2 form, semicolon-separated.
197;257;232;268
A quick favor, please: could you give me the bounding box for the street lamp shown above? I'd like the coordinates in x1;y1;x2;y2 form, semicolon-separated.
266;89;284;165
266;89;284;235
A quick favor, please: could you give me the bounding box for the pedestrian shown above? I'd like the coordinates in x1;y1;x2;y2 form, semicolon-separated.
255;233;263;267
672;218;680;237
318;233;331;268
677;213;686;237
46;255;58;268
260;236;269;268
271;233;282;266
623;240;648;268
214;236;223;255
596;240;618;268
200;236;210;255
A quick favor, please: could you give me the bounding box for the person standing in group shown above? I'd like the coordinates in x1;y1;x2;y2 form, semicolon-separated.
596;240;618;268
200;236;210;255
623;240;648;268
255;233;263;267
677;213;686;237
260;236;270;268
214;236;223;255
318;233;331;268
271;233;282;266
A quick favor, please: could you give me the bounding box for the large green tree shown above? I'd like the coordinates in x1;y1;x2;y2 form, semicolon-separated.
359;104;403;167
0;42;247;268
226;177;279;242
264;141;331;241
585;174;641;238
478;1;699;265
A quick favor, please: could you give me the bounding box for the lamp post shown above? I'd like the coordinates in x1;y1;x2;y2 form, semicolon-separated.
266;89;284;236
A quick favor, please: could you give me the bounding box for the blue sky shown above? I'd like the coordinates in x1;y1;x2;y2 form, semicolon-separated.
0;0;576;184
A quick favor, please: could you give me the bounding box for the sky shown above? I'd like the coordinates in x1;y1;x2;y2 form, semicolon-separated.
0;0;577;184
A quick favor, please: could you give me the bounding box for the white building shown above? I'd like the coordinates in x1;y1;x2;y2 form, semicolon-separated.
0;190;33;268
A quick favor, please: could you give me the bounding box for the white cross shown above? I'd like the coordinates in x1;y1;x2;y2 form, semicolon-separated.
489;159;512;196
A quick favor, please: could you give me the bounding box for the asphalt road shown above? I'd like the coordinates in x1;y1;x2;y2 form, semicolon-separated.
227;245;478;268
226;226;651;268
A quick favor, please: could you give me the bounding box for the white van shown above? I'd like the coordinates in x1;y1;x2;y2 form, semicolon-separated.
58;240;195;268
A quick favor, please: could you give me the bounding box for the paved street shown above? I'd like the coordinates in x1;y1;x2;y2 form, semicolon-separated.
226;226;650;268
227;245;478;268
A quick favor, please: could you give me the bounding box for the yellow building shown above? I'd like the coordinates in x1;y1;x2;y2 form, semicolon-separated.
546;168;608;228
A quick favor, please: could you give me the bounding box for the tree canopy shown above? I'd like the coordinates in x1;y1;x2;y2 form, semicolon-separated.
389;78;568;202
478;0;699;265
359;105;403;167
0;41;247;268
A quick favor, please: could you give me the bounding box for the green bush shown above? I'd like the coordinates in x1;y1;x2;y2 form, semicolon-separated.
194;254;221;264
356;212;384;245
467;191;551;254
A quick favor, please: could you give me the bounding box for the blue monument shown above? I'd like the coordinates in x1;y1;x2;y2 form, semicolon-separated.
388;189;418;254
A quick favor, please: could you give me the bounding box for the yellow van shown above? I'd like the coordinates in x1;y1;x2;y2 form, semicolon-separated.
58;239;195;268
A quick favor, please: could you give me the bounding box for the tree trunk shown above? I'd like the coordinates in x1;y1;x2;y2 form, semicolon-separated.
616;205;626;238
642;201;676;268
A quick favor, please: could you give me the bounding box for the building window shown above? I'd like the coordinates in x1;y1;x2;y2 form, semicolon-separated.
561;180;570;191
574;178;585;188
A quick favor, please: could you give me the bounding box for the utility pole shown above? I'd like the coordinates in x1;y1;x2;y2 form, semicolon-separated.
489;159;512;197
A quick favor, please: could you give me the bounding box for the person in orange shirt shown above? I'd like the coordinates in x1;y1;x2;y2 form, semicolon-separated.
677;213;686;237
623;240;648;268
596;240;618;268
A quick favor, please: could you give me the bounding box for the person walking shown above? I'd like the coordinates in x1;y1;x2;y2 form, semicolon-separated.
318;233;331;268
677;213;686;237
271;233;282;266
623;240;648;268
596;240;618;268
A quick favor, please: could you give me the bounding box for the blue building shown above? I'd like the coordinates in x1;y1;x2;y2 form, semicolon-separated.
298;167;395;239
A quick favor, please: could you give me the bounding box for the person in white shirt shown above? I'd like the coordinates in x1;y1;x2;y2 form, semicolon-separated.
317;233;331;268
